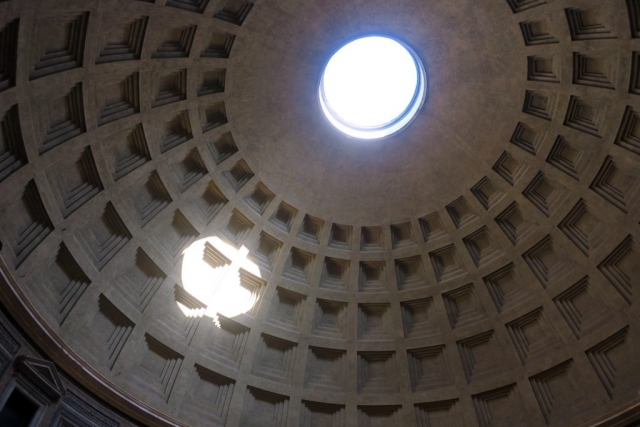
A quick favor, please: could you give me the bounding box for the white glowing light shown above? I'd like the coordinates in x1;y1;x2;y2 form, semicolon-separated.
180;237;262;322
319;35;426;140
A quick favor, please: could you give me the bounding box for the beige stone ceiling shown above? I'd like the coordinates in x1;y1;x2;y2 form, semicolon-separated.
0;0;639;426
230;0;523;223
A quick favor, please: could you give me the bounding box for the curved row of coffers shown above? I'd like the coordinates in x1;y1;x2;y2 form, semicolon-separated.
0;0;639;426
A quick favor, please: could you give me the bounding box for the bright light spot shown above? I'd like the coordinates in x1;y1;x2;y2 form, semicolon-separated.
319;35;426;140
181;237;262;324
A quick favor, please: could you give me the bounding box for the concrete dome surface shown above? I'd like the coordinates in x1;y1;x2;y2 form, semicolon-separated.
0;0;639;426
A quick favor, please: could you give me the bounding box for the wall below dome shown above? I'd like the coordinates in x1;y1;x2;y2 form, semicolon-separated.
0;299;138;427
1;0;640;426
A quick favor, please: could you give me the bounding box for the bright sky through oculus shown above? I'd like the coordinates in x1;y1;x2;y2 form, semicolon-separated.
319;36;426;139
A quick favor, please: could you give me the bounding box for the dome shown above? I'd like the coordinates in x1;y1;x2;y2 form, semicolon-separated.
0;0;639;426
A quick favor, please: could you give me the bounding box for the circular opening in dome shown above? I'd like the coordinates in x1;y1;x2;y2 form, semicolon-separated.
319;35;427;140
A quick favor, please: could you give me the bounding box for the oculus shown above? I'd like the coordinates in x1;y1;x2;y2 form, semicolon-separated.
319;35;427;140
